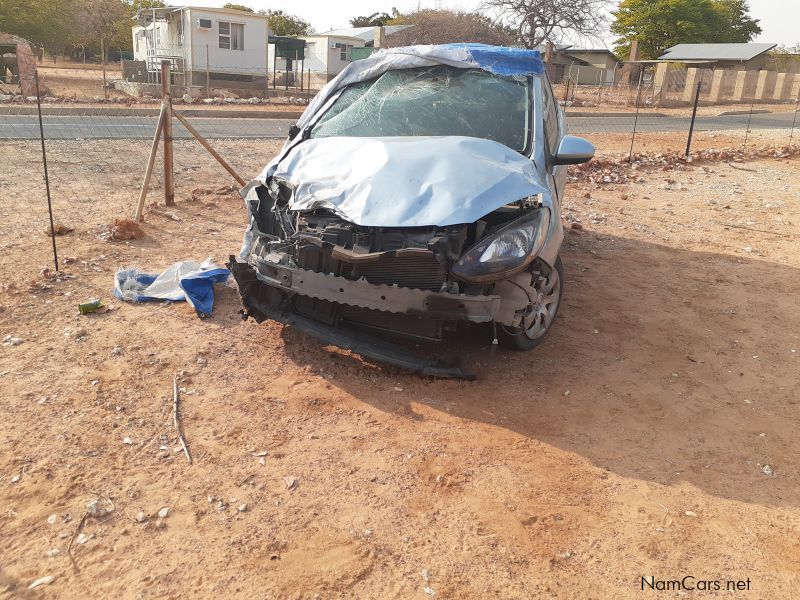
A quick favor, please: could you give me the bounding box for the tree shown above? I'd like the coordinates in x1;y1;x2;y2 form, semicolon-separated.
0;0;165;59
222;3;254;12
769;44;800;71
258;9;311;36
611;0;761;60
482;0;611;48
350;11;396;27
0;0;80;54
712;0;761;43
74;0;131;59
386;10;515;46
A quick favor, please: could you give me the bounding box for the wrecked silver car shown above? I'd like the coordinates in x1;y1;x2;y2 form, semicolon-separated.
229;44;594;378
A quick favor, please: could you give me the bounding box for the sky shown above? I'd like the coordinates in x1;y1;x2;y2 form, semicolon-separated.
176;0;800;47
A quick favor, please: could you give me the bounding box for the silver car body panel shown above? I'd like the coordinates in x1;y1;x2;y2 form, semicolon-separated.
270;136;551;228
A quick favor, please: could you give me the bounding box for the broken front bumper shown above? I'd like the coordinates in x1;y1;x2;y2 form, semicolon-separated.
249;251;507;323
227;256;475;380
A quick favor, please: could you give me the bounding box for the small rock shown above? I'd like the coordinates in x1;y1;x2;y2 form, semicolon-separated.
684;510;697;517
564;390;570;396
135;511;147;523
217;500;228;511
123;437;133;445
157;507;170;518
761;464;774;477
46;548;61;557
28;576;55;589
11;474;21;483
47;514;58;524
86;498;114;518
237;503;248;512
2;335;23;346
207;495;215;503
111;345;123;356
251;451;268;457
424;587;436;597
283;476;298;491
76;532;90;544
393;386;403;392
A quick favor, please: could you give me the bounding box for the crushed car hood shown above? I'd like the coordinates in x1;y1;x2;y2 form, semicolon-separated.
268;136;550;227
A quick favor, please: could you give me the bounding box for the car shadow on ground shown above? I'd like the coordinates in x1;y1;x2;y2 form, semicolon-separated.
277;230;800;508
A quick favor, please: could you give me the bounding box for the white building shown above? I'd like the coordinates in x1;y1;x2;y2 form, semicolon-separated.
294;25;412;85
132;6;271;88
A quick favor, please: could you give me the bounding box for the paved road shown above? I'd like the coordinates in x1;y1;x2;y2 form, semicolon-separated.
0;111;797;139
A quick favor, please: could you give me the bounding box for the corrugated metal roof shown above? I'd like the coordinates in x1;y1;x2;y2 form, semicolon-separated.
659;43;777;62
316;25;412;42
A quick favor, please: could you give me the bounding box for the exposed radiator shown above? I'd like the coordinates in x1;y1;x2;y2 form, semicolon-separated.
351;253;446;291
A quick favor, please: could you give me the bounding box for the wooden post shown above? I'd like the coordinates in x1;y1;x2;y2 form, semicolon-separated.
161;60;174;206
173;110;246;186
100;35;108;100
134;103;167;221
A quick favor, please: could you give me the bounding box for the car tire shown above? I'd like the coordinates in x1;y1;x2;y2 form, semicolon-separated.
497;256;564;351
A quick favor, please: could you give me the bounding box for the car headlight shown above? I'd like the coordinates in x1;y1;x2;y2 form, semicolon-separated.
451;208;550;283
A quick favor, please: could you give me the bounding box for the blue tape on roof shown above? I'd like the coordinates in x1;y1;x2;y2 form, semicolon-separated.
439;43;546;76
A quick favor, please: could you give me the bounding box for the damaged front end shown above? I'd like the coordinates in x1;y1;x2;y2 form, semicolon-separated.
229;178;552;379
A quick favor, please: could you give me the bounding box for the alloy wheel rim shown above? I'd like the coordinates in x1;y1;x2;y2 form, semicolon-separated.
521;268;560;340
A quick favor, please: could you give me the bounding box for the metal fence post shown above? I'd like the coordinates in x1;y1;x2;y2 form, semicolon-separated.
743;102;754;146
100;35;108;100
206;44;210;98
684;80;702;159
628;70;644;162
161;60;175;207
790;91;800;143
34;69;59;271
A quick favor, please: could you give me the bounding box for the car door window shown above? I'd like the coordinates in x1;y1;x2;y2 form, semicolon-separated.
541;76;560;157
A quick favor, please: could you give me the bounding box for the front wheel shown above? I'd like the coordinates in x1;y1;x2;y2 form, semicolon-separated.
497;256;564;351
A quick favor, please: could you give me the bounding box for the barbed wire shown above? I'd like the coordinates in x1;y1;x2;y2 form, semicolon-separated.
2;63;799;274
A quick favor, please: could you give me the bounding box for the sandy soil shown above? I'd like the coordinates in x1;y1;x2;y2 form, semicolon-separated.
1;135;800;598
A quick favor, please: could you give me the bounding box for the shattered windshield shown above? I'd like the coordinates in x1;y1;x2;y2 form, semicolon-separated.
310;66;531;152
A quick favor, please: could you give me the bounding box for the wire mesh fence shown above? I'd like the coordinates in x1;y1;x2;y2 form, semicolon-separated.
2;63;800;276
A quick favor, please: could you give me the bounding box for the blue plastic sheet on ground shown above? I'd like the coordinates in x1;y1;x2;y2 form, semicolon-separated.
114;259;230;317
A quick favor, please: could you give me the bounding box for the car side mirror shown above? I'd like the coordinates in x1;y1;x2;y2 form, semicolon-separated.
288;124;300;140
553;135;595;165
